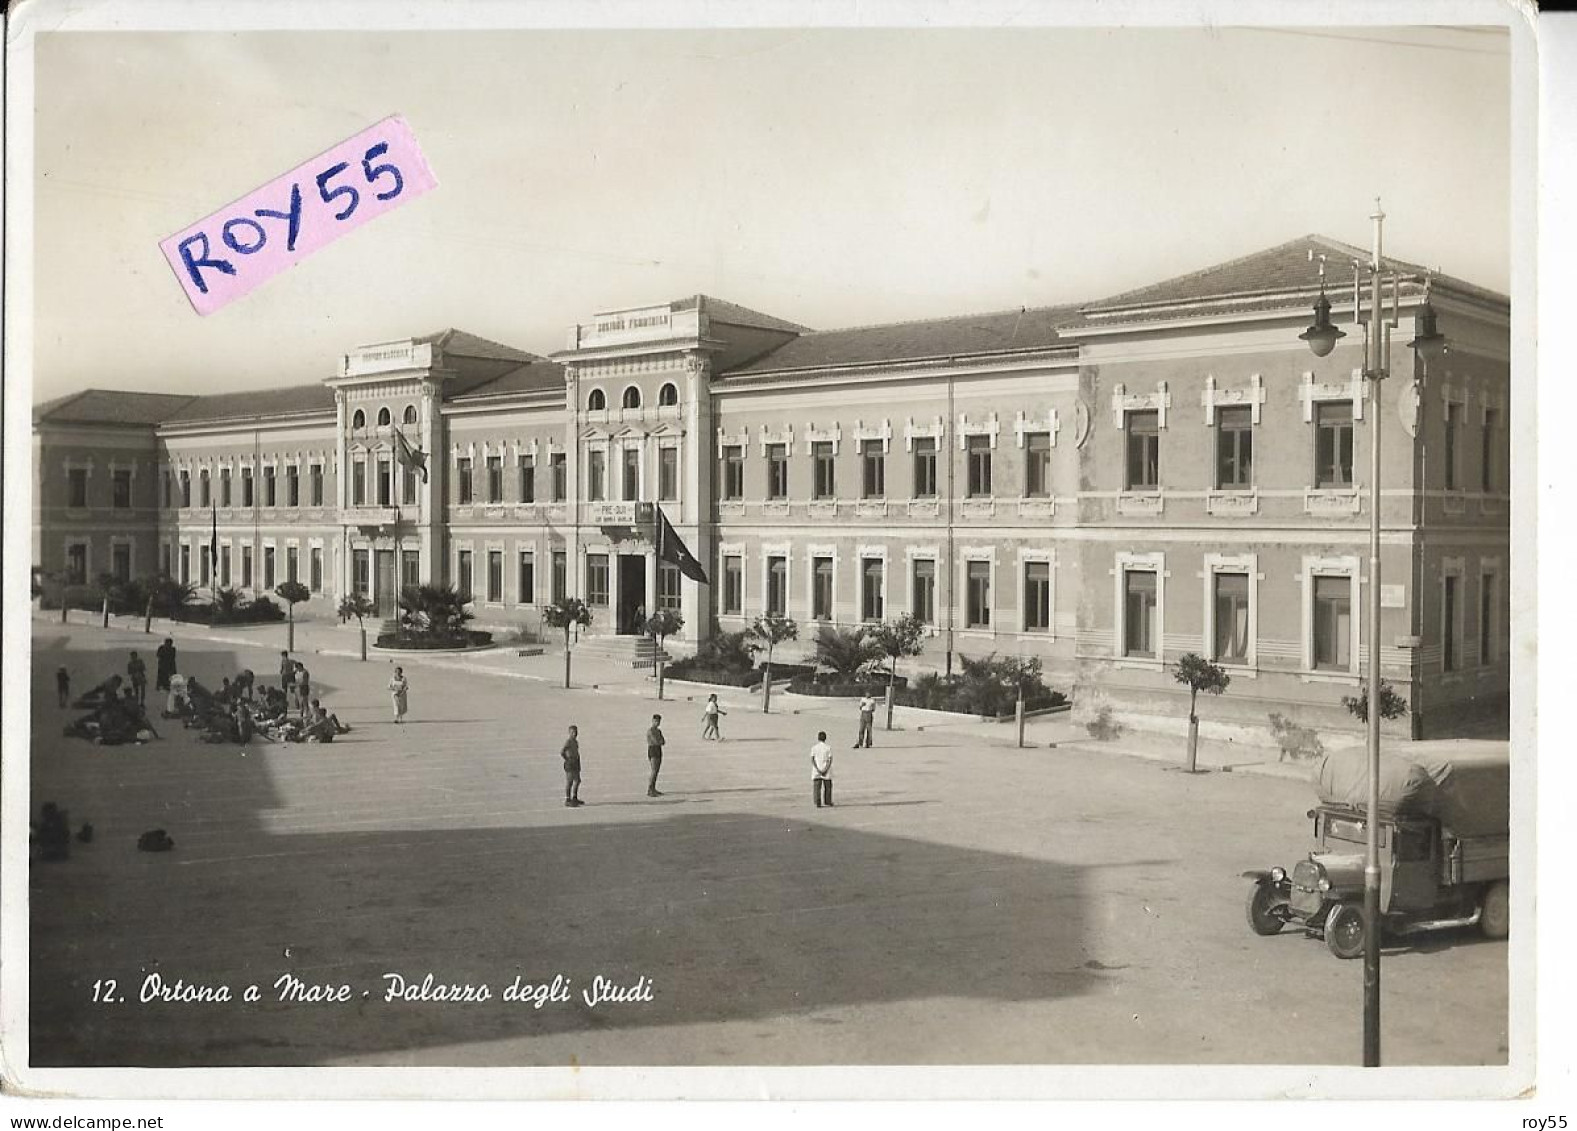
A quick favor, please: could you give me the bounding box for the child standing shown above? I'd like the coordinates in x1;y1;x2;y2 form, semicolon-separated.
700;694;726;741
56;666;70;709
561;725;583;807
810;730;834;808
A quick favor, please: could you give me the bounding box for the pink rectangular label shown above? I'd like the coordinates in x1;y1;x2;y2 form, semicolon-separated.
159;114;437;315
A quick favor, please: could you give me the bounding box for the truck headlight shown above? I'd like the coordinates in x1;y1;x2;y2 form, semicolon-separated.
1317;877;1331;892
1270;867;1286;884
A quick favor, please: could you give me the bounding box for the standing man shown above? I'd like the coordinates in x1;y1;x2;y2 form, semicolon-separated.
126;652;148;707
294;662;312;718
811;730;834;808
155;637;177;692
646;713;666;797
561;724;583;807
856;692;878;749
279;651;295;695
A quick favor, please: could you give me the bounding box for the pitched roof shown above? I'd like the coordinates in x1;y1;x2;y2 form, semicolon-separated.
160;383;337;425
722;303;1083;376
1082;234;1508;318
671;294;809;335
414;328;547;398
416;328;543;364
447;360;566;402
34;389;197;427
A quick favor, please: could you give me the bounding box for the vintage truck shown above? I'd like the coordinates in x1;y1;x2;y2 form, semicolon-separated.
1243;740;1510;958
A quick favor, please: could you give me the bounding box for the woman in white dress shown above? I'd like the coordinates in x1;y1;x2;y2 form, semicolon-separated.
388;666;409;724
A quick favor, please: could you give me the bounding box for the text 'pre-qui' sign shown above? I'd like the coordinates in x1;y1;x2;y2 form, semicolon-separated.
160;115;437;315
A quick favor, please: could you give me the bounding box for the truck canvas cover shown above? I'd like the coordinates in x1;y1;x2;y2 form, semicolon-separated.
1315;740;1510;838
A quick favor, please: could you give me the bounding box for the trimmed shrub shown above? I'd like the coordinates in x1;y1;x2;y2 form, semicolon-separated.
376;629;493;650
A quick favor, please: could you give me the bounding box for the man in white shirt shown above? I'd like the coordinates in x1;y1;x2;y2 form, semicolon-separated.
856;693;877;748
810;731;834;808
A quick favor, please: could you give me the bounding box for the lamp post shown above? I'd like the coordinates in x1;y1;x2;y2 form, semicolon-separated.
1298;201;1446;1067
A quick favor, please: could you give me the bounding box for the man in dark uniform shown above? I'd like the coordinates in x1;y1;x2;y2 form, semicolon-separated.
155;638;177;692
127;651;148;706
646;714;665;797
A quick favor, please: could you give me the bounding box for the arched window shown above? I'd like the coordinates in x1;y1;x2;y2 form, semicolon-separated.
587;388;606;411
377;406;392;427
622;385;642;410
351;409;365;430
658;382;679;407
403;405;418;425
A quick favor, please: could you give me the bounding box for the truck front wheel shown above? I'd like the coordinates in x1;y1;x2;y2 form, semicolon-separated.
1325;904;1365;959
1246;882;1288;936
1480;881;1509;940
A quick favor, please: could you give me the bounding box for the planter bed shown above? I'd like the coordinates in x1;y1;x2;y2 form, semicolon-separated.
374;630;494;653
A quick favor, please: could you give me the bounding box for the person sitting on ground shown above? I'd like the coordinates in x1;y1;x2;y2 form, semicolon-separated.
308;698;352;734
32;803;71;861
299;706;338;744
118;686;160;742
72;674;124;711
164;672;189;719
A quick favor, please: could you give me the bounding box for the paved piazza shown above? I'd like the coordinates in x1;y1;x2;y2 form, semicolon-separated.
27;623;1507;1067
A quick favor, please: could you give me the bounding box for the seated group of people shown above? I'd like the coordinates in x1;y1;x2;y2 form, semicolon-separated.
247;687;351;744
63;675;160;746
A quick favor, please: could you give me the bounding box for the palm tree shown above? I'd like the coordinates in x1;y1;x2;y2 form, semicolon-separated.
871;614;926;730
398;583;474;639
544;597;593;689
1172;652;1231;773
275;580;312;652
338;594;378;661
644;607;683;700
812;624;879;683
747;613;799;714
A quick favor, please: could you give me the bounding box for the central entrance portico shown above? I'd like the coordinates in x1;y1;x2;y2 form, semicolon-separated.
617;553;647;634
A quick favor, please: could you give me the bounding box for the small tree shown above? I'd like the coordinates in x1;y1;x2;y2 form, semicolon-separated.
1173;652;1232;773
94;573;123;630
148;574;195;623
872;614;926;730
544;597;593;689
1342;681;1408;724
997;654;1044;748
644;608;684;700
275;580;312;652
338;594;378;661
747;613;799;713
212;586;247;624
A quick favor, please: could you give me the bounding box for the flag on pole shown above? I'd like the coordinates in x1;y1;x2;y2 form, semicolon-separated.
393;427;429;483
656;505;709;584
209;505;219;590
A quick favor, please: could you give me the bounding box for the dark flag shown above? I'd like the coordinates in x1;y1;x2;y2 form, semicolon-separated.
393;427;429;483
209;505;219;588
656;505;709;585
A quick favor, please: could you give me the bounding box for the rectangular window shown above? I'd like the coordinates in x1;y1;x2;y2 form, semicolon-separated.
658;563;682;611
1126;410;1159;490
456;458;473;505
309;546;323;593
861;439;885;498
767;556;788;616
68;468;88;509
113;544;133;584
1312;575;1351;670
966;560;991;628
551;550;567;602
1445;402;1461;491
621;447;640;500
721;446;744;501
200;544;211;588
352;549;369;596
180;471;191;508
861;558;884;622
401;461;417;506
162;472;172;509
722;555;743;615
218;469;231;508
286;546;299;584
487;550;503;603
352;460;366;506
659;447;679;502
518;454;535;503
160;543;171;577
766;444;789;499
966;435;992;497
813;441;836;499
66;543;88;586
311;464;324;507
518;550;535;604
263;466;276;507
1024;561;1051;631
287;464;300;507
457;549;474;597
913;437;938;498
112;469;133;509
240;467;252;507
912;558;936;625
586;553;610;606
1480;572;1498;664
241;545;253;588
486;455;503;504
377;459;392;507
550;453;567;502
1025;433;1052;497
1443;574;1460;672
1215;407;1253;489
586;450;606;502
1213;572;1250;662
1482;409;1498;493
199;470;211;508
263;546;276;590
402;550;421;593
1315;402;1354;488
179;544;191;585
812;556;834;621
1123;570;1157;657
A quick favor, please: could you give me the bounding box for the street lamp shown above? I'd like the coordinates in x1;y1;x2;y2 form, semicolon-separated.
1298;200;1444;1068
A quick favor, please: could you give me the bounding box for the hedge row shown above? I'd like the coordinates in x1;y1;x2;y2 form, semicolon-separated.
375;630;494;650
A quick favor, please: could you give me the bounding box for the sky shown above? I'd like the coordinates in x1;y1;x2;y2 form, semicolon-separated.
29;23;1512;402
